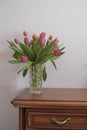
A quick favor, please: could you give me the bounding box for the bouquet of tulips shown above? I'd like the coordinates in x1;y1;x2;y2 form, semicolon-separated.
7;31;65;81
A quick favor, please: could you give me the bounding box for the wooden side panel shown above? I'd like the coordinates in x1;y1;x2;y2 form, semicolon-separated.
19;108;25;130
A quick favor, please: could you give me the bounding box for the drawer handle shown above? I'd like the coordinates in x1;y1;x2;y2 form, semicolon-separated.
50;117;71;125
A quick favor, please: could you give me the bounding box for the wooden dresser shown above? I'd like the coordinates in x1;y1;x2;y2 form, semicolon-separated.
11;88;87;130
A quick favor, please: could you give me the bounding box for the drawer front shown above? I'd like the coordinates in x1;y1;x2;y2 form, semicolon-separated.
25;109;87;130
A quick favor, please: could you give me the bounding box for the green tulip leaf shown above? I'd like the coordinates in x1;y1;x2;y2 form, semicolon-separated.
43;66;47;81
22;68;28;77
17;62;32;74
50;59;57;70
8;60;21;64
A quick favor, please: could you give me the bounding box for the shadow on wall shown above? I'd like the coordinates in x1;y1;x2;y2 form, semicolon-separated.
0;48;18;89
0;46;25;130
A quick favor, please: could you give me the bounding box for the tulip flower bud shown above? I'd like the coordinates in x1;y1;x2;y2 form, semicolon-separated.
23;31;28;36
32;34;38;41
53;49;61;56
14;38;19;44
29;40;33;45
48;35;53;40
40;32;46;39
40;38;46;46
53;38;59;47
24;37;29;44
20;56;28;63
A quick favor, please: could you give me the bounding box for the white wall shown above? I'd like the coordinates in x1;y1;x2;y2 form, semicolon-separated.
0;0;87;130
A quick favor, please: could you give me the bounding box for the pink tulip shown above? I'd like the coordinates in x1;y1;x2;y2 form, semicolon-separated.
53;49;61;56
29;40;33;45
53;38;59;47
40;32;46;39
24;37;29;44
40;38;46;46
14;38;19;44
20;56;28;63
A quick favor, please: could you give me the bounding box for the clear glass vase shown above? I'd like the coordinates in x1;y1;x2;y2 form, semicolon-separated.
29;64;43;94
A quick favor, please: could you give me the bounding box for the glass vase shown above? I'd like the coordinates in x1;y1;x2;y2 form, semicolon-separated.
29;64;43;94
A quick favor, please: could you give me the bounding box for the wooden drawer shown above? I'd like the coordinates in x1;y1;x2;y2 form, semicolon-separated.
25;109;87;130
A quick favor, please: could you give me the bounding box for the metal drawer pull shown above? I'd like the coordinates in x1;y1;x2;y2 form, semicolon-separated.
50;117;71;125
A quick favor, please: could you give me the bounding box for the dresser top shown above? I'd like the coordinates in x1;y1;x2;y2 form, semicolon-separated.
13;88;87;102
11;88;87;108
